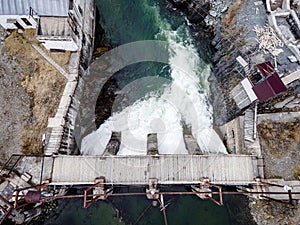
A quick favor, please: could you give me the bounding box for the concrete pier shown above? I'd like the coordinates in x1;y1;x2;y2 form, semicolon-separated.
147;133;158;155
103;132;121;156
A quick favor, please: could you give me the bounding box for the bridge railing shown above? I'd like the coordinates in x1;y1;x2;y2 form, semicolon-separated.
0;154;25;176
0;154;49;176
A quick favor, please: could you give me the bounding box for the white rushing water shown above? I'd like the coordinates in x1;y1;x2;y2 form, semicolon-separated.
81;21;227;155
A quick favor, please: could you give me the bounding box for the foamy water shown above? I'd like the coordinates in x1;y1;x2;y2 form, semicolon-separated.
81;22;227;155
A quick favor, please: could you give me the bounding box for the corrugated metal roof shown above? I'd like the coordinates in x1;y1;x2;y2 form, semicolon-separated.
267;72;287;94
0;0;69;17
256;61;275;77
253;80;275;101
253;73;287;101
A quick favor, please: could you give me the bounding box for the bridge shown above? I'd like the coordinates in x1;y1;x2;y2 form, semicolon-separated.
2;153;300;225
0;154;263;186
50;154;263;186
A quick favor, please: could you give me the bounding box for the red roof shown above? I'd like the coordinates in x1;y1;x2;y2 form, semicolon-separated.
256;61;275;77
253;72;287;101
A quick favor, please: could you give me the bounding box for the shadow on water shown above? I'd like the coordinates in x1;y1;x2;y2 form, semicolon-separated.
41;186;256;225
95;62;171;128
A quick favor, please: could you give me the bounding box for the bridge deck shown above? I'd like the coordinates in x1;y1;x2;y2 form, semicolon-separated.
51;155;260;186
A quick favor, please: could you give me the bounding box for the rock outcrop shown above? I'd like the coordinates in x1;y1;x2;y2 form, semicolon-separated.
169;0;211;23
187;0;210;23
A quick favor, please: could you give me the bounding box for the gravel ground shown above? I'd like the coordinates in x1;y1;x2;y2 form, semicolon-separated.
250;198;300;225
258;118;300;180
0;27;31;166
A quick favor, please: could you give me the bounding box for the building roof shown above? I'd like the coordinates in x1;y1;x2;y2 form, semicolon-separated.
253;71;287;101
241;78;257;102
256;61;275;77
0;0;69;17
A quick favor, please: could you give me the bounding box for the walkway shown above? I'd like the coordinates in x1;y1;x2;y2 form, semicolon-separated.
282;70;300;85
32;44;69;79
31;44;80;155
264;179;300;200
258;111;300;123
51;155;262;186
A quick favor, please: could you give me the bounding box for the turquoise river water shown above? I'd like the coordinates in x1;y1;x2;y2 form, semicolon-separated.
43;0;256;224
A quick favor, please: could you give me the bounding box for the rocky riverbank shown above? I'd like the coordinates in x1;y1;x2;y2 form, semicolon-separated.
168;0;267;124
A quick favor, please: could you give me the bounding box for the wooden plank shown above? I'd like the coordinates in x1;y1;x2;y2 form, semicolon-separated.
218;157;224;182
168;156;174;181
51;155;259;185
